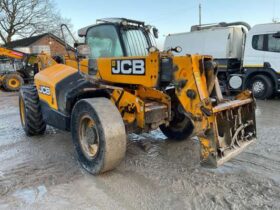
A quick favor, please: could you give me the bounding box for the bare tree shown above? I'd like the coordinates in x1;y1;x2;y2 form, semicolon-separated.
0;0;74;44
48;15;76;46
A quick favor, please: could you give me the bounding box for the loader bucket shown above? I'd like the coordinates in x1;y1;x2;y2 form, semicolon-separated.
199;97;256;167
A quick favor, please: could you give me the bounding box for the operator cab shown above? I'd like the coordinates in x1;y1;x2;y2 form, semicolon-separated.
78;18;158;59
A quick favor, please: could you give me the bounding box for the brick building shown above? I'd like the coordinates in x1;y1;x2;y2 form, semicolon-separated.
4;33;74;56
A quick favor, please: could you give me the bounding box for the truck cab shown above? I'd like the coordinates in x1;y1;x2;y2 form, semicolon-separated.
164;22;280;99
242;23;280;99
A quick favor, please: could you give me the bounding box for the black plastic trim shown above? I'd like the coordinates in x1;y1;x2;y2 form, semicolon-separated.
55;72;110;115
40;100;70;131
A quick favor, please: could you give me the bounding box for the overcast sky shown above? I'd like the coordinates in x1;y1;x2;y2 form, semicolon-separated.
56;0;280;47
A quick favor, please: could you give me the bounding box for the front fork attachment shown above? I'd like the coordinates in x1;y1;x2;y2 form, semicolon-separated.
197;98;257;167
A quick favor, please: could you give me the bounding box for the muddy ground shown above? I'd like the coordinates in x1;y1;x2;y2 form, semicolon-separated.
0;91;279;210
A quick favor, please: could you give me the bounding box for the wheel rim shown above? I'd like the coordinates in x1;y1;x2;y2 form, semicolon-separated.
8;78;20;88
252;80;265;94
19;97;26;126
79;115;99;160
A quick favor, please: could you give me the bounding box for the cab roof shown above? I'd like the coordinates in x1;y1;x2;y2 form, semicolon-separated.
78;18;145;37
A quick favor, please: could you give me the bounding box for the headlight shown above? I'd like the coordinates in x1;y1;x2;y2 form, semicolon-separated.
174;46;182;53
148;46;158;53
229;75;242;89
121;20;128;26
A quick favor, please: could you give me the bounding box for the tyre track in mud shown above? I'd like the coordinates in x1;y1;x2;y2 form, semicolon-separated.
122;135;280;210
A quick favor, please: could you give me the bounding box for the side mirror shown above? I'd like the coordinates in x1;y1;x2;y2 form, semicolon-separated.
152;27;159;39
273;32;280;39
77;44;90;57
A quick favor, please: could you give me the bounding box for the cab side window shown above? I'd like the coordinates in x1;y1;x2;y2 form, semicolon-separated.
122;29;150;56
252;35;264;50
268;34;280;52
252;33;280;52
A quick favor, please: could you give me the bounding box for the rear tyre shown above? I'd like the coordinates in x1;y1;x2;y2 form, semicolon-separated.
71;98;127;174
160;113;194;141
160;92;194;141
3;73;24;91
247;75;273;99
19;85;46;136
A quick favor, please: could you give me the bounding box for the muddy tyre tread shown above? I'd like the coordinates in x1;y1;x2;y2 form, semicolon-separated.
160;122;194;141
71;98;127;174
160;88;194;141
19;85;46;136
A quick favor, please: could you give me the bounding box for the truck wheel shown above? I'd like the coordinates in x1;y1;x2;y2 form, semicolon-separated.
248;75;273;99
19;85;46;136
160;104;194;141
3;73;24;91
71;98;127;174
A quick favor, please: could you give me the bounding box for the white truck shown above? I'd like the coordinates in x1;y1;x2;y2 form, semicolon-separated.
164;22;280;99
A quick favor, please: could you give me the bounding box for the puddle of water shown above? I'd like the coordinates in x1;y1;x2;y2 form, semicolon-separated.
129;133;146;142
148;130;167;140
129;129;167;142
13;185;47;204
37;185;47;199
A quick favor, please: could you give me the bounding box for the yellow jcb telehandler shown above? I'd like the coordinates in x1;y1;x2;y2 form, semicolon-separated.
19;18;256;174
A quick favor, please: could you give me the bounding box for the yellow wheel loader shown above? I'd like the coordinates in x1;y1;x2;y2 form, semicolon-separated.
0;48;26;91
0;47;57;91
19;18;257;174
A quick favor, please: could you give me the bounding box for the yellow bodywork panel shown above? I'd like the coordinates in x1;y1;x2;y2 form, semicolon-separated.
34;53;58;71
96;52;159;87
0;47;24;59
110;85;171;129
34;64;78;110
173;55;210;118
64;52;160;87
111;89;145;127
65;58;89;74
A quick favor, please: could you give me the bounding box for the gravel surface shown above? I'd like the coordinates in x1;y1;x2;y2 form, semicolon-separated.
0;91;279;210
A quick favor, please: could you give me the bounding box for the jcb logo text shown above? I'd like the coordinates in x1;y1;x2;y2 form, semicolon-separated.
111;59;145;75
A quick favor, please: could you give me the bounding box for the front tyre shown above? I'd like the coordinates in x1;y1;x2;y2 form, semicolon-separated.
71;98;127;174
19;85;46;136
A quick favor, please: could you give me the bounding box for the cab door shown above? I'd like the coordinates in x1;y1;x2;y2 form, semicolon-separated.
243;34;265;68
264;33;280;73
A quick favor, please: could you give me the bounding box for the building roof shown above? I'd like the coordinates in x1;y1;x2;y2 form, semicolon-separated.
4;33;74;50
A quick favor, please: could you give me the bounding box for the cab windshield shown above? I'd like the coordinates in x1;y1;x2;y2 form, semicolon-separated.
86;24;150;58
86;25;123;58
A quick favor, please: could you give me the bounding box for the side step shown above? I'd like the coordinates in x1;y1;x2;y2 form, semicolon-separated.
145;101;168;129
